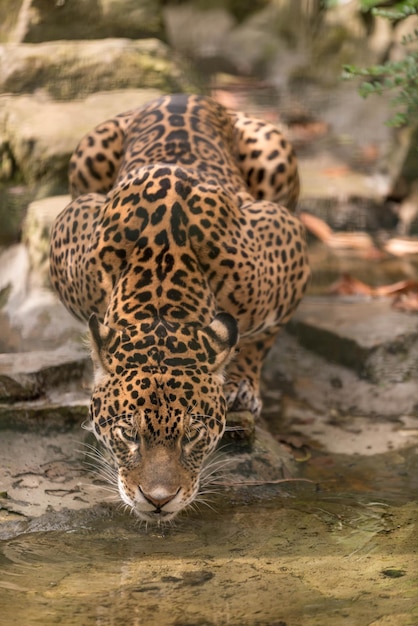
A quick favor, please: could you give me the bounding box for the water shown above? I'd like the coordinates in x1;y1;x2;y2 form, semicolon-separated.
1;440;417;626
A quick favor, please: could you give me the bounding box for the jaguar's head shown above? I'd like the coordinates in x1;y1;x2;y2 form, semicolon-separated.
86;312;238;523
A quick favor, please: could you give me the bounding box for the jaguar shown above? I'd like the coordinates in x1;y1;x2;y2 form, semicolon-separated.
49;93;310;523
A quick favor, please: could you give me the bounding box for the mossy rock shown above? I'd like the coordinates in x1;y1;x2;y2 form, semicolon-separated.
0;89;164;189
2;0;164;44
0;39;194;100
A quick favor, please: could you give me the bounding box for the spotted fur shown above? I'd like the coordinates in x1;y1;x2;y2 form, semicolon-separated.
50;94;310;522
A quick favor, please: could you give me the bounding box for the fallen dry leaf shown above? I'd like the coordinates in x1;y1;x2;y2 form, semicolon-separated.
299;212;333;242
328;273;373;296
326;231;376;250
289;120;329;143
359;143;379;164
321;165;350;177
328;273;418;311
373;279;418;297
300;212;381;255
384;237;418;256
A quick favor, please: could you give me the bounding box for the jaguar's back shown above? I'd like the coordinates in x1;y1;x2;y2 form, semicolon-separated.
69;94;299;208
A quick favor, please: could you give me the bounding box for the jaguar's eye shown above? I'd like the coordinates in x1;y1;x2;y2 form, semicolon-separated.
187;428;200;443
116;426;138;444
184;421;205;445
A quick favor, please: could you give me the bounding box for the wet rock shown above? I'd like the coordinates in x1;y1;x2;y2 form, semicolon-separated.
0;38;190;100
287;296;418;383
220;416;296;489
22;195;71;287
0;413;294;533
223;410;255;449
0;428;97;523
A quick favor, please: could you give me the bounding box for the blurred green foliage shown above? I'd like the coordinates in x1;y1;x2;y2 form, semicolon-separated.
343;1;418;128
359;0;418;19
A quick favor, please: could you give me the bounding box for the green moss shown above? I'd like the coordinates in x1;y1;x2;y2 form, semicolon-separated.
3;42;195;100
0;0;22;42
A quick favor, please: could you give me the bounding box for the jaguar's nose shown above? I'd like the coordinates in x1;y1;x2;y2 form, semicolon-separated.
139;486;180;510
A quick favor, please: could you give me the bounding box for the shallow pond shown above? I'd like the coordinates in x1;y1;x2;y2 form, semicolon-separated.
1;438;417;626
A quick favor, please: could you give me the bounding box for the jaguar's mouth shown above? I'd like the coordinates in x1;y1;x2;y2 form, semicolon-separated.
134;507;179;524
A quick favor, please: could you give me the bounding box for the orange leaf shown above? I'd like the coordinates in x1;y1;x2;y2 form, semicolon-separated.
321;166;350;177
384;237;418;256
326;232;375;250
374;279;418;297
299;212;333;242
300;213;379;254
328;273;373;296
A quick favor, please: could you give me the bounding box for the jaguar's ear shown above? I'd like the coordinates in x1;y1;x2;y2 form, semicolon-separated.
88;314;120;379
199;312;239;374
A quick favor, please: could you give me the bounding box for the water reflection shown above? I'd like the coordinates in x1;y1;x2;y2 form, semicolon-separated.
1;468;417;626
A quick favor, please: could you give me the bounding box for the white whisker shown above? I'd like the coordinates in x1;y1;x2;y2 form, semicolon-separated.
76;441;119;498
194;498;217;513
186;400;198;416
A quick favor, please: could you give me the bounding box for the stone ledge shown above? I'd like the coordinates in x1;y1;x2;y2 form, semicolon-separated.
22;195;71;286
6;0;163;44
288;296;418;383
0;344;90;402
0;39;191;100
0;393;89;429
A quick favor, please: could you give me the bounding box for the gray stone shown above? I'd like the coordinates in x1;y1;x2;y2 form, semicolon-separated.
164;5;236;70
264;329;418;420
287;296;418;383
22;195;71;286
0;343;90;402
0;244;86;352
0;391;89;429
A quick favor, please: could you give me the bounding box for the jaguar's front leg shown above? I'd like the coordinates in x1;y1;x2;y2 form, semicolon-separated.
224;330;278;418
